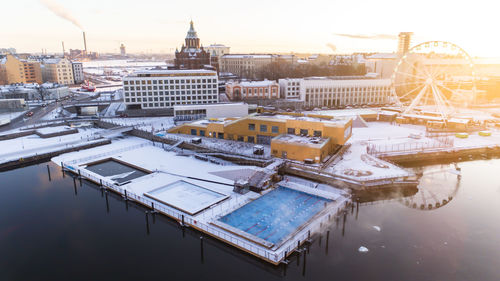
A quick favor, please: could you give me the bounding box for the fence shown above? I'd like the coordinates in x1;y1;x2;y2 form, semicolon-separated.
62;162;349;265
367;137;454;157
65;142;152;165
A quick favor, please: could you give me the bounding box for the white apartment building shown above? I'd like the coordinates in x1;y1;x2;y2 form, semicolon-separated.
72;62;84;84
123;69;218;110
220;54;296;78
206;44;230;59
278;78;301;99
300;77;392;108
41;58;74;85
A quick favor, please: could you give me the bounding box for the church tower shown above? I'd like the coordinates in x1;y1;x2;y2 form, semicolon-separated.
185;21;200;49
174;20;214;70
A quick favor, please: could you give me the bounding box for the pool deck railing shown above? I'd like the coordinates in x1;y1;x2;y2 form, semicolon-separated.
61;162;349;265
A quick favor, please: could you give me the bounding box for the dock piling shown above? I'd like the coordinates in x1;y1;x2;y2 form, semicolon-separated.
302;250;307;276
105;190;109;213
73;177;77;196
47;165;51;181
356;201;359;220
342;212;347;237
145;211;150;235
325;230;330;255
200;236;204;264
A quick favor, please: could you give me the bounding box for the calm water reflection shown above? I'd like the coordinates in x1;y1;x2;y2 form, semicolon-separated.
0;160;499;281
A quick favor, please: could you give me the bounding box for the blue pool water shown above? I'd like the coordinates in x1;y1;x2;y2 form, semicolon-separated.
219;186;331;245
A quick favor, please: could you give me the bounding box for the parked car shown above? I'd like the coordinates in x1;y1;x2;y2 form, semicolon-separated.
25;111;34;117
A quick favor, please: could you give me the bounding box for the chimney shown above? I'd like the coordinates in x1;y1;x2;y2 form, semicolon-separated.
62;41;65;58
83;31;87;54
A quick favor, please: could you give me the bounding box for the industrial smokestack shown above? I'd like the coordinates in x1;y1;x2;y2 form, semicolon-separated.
61;41;65;58
83;31;87;54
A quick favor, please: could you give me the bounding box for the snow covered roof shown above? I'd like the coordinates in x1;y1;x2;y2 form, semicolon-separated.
273;134;328;147
366;53;397;59
43;58;62;64
302;78;391;86
222;54;273;59
256;114;351;125
186;20;198;39
208;44;228;48
126;69;217;77
228;80;277;87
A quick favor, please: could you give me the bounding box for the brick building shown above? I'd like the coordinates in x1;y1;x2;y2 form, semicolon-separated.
174;21;212;70
225;80;279;101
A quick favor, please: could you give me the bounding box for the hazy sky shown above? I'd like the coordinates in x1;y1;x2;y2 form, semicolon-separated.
2;0;496;57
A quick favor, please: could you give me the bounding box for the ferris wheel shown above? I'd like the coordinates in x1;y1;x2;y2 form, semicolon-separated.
391;41;477;120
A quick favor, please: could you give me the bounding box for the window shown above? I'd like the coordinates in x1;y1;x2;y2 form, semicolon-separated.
313;130;322;137
300;129;308;136
272;126;279;133
237;136;244;142
218;132;224;139
247;136;255;143
260;125;267;132
199;130;205;136
287;128;295;134
190;129;197;136
248;123;255;131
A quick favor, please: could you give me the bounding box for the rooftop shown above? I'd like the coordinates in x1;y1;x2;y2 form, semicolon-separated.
273;134;328;147
125;69;217;78
255;114;351;125
228;80;277;87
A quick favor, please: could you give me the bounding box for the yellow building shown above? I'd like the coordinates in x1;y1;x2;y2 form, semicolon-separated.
42;58;74;85
271;134;333;163
0;54;42;85
168;113;352;163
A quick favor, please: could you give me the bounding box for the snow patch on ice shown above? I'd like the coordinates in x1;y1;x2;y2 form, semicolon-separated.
358;246;369;253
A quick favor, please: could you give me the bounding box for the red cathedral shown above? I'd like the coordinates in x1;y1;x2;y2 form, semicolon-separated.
174;21;217;71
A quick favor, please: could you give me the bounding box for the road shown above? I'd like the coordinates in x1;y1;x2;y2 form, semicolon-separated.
0;92;94;133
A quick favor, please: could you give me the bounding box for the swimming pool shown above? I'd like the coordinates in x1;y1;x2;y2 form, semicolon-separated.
145;180;228;215
85;159;149;184
218;186;331;246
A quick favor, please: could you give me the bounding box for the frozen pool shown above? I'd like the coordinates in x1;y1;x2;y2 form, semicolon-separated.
85;159;149;184
218;186;331;246
145;180;228;215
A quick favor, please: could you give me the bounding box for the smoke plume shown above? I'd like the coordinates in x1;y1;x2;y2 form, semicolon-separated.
40;0;83;30
326;43;337;52
333;33;397;40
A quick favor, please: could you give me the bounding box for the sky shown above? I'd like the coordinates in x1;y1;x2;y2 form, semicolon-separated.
1;0;497;57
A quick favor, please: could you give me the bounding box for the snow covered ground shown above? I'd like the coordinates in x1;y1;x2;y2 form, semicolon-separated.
0;111;26;122
102;117;175;132
324;121;500;181
157;132;272;158
0;127;104;164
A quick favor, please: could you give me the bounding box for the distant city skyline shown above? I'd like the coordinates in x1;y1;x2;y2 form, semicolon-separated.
2;0;497;57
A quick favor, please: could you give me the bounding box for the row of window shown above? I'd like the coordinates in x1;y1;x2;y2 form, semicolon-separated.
124;84;216;90
141;100;216;108
188;129;257;143
248;123;280;133
306;87;390;93
124;91;216;97
124;78;217;85
125;95;217;103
